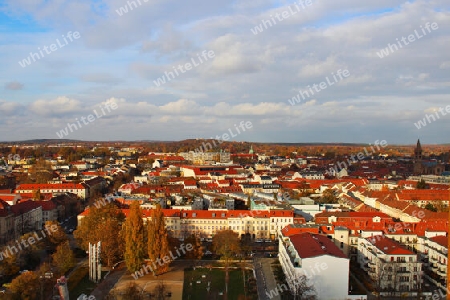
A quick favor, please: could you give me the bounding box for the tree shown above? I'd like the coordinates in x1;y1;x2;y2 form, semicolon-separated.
32;189;41;200
416;179;428;189
27;159;54;183
291;274;316;300
45;220;68;247
184;234;203;260
424;203;437;212
153;281;169;300
119;282;143;300
319;189;338;204
0;249;20;277
17;232;44;271
52;241;76;275
9;271;40;300
370;260;399;299
97;218;124;268
124;201;146;272
74;203;125;268
147;204;171;275
212;230;241;300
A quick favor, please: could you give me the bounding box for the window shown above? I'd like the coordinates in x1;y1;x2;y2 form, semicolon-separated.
340;242;343;249
388;275;392;280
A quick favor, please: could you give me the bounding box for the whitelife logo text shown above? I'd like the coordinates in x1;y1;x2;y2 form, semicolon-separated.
18;31;81;68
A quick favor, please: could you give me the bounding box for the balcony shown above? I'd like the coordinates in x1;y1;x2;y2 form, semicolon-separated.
368;261;376;267
429;256;438;263
362;264;369;272
437;269;447;277
432;264;439;272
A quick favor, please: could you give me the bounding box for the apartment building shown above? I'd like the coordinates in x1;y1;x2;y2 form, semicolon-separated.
178;151;231;165
16;183;89;199
79;207;294;240
10;200;43;239
0;200;14;243
417;235;447;287
278;232;350;300
358;235;422;297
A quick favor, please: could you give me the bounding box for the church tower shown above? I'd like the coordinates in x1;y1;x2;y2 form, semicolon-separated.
413;139;423;174
414;139;422;160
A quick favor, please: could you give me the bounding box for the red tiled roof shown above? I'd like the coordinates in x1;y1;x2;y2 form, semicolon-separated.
397;190;450;201
288;232;347;259
0;195;19;201
10;200;42;215
282;224;319;236
184;180;197;186
163;155;185;161
35;200;57;210
367;235;414;255
16;183;87;191
82;171;107;176
430;235;448;248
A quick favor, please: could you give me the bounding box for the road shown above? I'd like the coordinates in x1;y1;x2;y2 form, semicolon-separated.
253;257;281;300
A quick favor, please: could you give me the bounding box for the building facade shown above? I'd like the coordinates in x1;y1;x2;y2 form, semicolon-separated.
278;232;350;300
357;235;422;297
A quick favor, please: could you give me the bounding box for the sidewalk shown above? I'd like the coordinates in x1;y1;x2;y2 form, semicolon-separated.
254;257;281;300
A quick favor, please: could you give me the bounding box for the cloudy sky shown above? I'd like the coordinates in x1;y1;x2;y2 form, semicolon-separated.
1;0;449;144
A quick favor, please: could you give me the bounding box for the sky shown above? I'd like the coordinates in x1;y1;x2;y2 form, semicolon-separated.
0;0;449;144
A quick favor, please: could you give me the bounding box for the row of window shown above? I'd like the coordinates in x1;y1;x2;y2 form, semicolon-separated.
169;219;290;225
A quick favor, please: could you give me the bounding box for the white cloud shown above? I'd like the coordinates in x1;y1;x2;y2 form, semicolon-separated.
0;0;449;143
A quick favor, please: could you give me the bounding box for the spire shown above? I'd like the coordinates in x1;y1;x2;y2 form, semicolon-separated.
416;139;422;151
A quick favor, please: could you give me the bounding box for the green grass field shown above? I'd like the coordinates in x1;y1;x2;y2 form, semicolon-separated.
182;268;256;300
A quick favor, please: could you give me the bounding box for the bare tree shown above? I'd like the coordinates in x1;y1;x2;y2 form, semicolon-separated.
291;274;317;300
370;260;402;299
153;281;169;300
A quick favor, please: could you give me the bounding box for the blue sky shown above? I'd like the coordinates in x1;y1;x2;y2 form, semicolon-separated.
0;0;449;144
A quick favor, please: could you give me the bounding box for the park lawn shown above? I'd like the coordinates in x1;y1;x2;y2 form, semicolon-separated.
183;268;248;300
